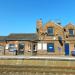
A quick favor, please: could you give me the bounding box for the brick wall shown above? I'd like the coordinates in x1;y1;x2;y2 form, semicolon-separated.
36;20;75;55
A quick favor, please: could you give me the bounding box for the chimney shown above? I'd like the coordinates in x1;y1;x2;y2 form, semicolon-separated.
36;18;42;28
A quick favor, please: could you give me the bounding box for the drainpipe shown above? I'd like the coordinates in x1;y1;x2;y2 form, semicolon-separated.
4;46;5;55
4;40;6;55
31;42;33;56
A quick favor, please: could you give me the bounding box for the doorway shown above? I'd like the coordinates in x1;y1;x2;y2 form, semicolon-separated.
64;43;69;55
18;43;25;55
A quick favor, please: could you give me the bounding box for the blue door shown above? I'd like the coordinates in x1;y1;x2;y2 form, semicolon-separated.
47;43;54;52
64;43;69;55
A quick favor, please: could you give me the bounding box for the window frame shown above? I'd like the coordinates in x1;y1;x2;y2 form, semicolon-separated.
9;44;16;52
69;29;74;36
47;27;54;36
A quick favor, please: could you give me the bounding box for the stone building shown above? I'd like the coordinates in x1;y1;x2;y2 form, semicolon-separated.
36;20;75;56
0;34;38;55
0;19;75;56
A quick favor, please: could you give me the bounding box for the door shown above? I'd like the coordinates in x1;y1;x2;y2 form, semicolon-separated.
47;43;54;52
64;43;69;55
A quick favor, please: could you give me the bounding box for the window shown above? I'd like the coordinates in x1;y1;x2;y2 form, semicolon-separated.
9;44;15;47
18;43;24;54
43;43;47;50
18;43;24;49
47;43;54;52
37;43;42;50
33;45;35;50
0;45;4;51
36;28;39;32
69;29;74;36
9;44;16;52
47;27;54;36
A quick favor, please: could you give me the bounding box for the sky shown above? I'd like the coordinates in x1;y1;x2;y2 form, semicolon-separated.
0;0;75;35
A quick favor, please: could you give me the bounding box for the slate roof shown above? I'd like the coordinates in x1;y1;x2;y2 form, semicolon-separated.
6;33;38;41
0;36;6;42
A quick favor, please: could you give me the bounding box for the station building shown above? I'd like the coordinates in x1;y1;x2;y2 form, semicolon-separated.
0;19;75;56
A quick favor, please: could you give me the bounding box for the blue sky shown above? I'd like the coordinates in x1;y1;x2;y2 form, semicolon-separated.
0;0;75;35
